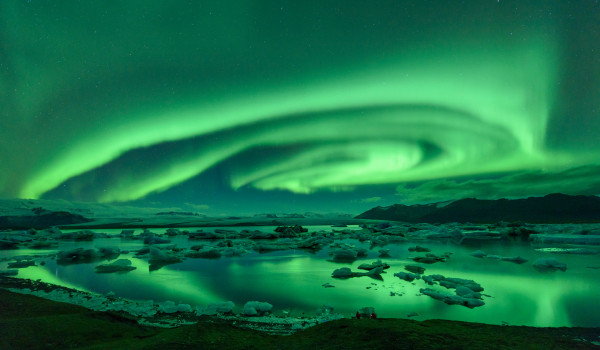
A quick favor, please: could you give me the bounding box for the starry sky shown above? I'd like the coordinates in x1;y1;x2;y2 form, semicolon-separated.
1;1;599;215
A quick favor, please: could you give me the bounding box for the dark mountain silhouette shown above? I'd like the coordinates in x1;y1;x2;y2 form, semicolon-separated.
356;193;600;223
0;211;91;229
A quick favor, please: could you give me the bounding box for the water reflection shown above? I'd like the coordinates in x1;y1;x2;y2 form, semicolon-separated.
1;229;599;327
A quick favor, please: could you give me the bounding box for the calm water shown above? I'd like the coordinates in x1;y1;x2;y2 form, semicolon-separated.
2;226;599;327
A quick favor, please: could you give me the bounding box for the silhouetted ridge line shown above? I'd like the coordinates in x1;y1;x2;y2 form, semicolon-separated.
355;193;600;223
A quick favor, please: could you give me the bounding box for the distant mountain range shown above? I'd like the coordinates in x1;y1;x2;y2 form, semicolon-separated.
355;194;600;223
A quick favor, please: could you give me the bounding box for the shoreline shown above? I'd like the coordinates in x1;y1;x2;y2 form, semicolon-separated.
1;280;599;349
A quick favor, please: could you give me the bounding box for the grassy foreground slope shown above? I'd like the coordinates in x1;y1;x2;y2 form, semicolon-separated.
0;289;598;350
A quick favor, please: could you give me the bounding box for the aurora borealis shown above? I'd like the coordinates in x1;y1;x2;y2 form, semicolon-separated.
1;1;599;214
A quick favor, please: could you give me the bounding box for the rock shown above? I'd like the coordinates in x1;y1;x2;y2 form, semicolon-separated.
394;271;420;282
94;259;136;273
243;301;273;316
404;265;426;274
358;307;375;318
533;258;567;272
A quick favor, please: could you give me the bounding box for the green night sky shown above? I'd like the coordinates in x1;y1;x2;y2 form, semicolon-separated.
1;1;599;214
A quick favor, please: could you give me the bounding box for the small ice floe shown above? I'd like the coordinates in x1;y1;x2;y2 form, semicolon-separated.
332;266;384;279
406;312;419;317
393;271;420;282
408;245;431;253
56;247;120;264
530;234;600;245
439;277;484;292
243;301;273;316
0;240;20;249
532;258;567;272
0;269;19;277
196;301;235;316
143;232;171;245
404;265;426;274
421;274;445;285
328;243;368;261
94;259;136;273
469;250;528;264
185;247;221;259
535;247;597;255
357;259;390;271
7;260;36;268
378;249;391;257
419;288;485;308
411;253;449;264
322;282;335;288
148;247;183;271
158;301;192;314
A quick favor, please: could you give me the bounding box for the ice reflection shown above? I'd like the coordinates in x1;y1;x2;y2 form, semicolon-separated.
1;231;599;327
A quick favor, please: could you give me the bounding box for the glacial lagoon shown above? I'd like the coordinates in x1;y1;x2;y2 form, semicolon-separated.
1;225;599;328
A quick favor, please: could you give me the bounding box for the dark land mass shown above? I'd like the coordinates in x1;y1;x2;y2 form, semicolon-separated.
356;194;600;224
0;288;598;350
0;211;91;230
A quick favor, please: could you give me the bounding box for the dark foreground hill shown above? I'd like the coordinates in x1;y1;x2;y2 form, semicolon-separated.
0;288;598;350
356;193;600;223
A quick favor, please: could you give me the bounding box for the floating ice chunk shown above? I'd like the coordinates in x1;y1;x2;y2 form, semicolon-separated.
394;271;420;282
185;247;221;259
439;277;484;292
177;304;192;313
158;301;178;313
332;266;383;279
455;286;482;299
7;260;35;268
0;269;18;277
357;259;390;271
420;288;485;308
500;256;528;264
94;259;136;273
404;265;426;274
243;301;273;316
470;250;487;258
533;258;567;272
408;246;431;252
196;301;235;316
